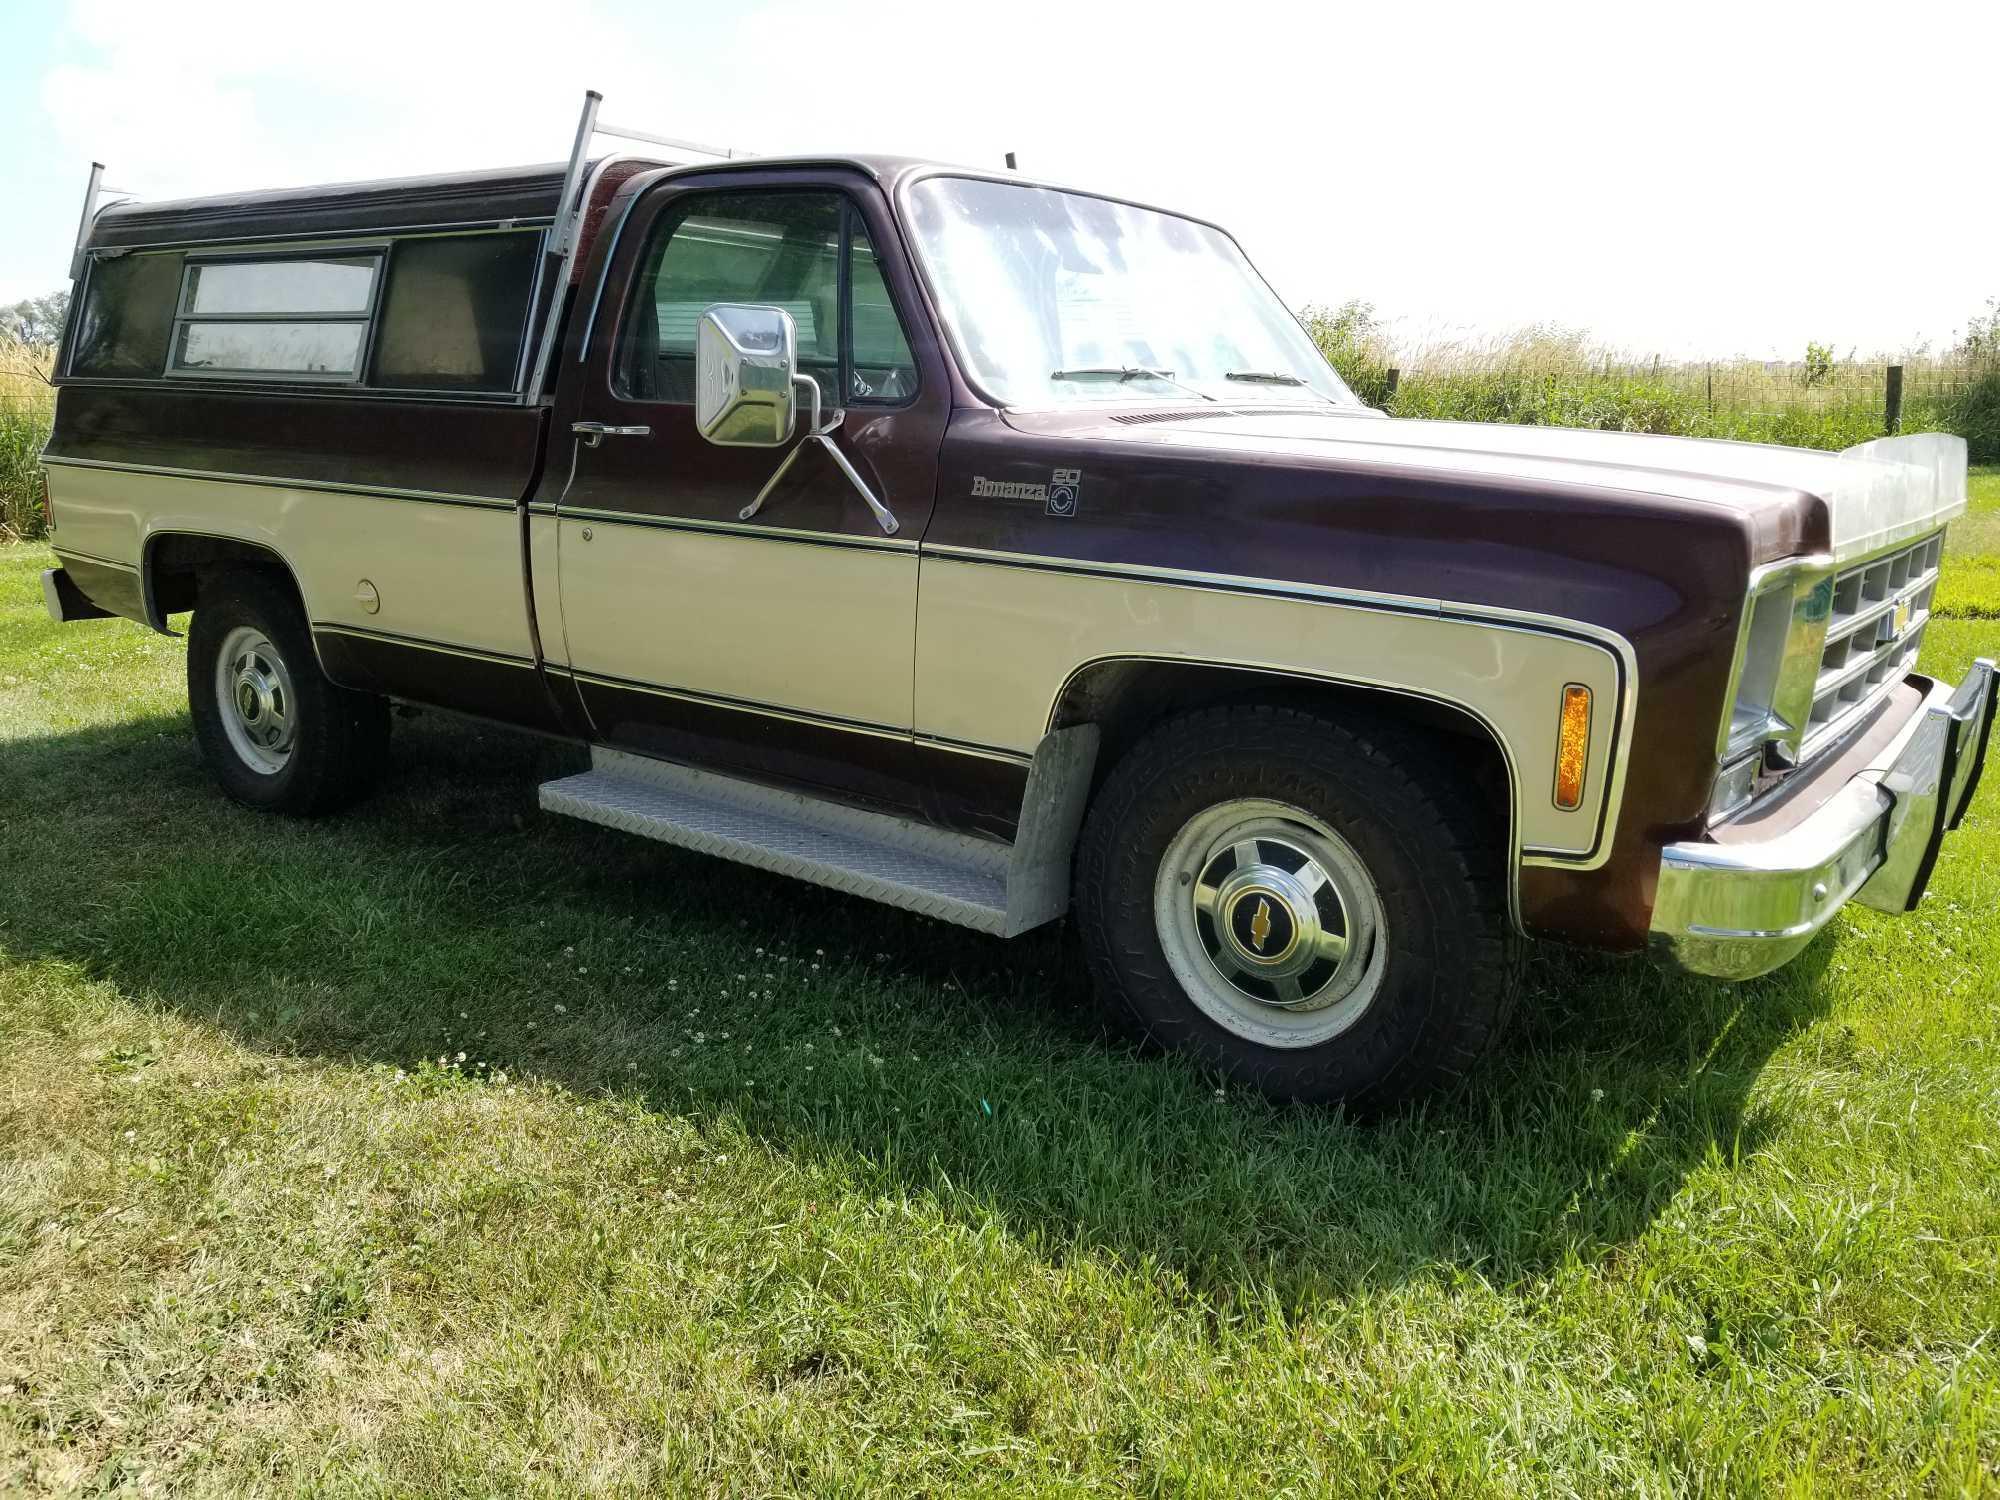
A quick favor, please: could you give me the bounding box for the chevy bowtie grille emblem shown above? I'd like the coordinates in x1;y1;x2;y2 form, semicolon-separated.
1250;897;1273;954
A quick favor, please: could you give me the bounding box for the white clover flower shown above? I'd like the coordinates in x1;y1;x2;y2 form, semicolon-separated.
554;1005;567;1015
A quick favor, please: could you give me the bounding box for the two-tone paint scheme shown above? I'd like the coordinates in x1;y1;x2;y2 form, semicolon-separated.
40;151;1981;971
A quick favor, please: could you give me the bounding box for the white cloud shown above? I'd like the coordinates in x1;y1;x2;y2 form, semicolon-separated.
32;0;2000;356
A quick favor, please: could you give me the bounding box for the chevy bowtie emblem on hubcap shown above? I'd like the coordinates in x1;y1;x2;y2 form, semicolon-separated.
1249;897;1273;953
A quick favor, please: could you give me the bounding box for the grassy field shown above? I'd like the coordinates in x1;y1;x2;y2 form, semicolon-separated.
1;475;1997;1494
0;348;53;544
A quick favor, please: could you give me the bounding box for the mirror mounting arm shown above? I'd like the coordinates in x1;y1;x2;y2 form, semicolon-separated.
737;375;900;536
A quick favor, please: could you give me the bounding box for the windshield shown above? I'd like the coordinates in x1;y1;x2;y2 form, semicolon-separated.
905;176;1358;410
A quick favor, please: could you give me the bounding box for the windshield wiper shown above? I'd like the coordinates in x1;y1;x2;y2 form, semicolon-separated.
1225;370;1344;406
1225;370;1305;385
1049;366;1218;402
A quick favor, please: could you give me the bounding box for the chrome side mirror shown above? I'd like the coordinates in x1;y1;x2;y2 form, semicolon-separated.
695;304;798;447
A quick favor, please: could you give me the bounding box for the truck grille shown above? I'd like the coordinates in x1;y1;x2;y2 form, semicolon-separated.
1803;530;1944;755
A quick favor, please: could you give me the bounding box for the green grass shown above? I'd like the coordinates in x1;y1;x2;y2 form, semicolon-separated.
3;493;1999;1492
0;358;52;544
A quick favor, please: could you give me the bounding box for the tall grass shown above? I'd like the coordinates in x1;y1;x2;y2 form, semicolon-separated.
0;342;54;543
1305;307;2000;459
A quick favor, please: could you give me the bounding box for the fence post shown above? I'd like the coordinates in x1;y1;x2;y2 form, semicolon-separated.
1885;364;1903;435
1383;367;1400;406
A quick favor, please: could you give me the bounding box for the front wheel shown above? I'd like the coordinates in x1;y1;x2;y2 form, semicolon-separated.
1073;705;1514;1108
187;569;389;815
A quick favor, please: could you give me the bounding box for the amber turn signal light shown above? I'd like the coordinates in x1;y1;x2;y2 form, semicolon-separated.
1554;684;1592;810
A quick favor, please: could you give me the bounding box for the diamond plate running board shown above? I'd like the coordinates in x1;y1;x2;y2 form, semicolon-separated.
539;740;1093;937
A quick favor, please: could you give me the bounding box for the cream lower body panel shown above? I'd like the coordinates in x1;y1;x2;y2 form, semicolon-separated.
45;464;530;659
552;515;919;732
914;555;1626;860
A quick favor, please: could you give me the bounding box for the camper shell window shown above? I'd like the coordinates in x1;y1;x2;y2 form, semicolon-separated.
70;251;188;378
168;253;384;383
368;231;542;393
67;226;546;398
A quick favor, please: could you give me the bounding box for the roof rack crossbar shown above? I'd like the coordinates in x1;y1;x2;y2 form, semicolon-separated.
596;121;744;161
524;89;753;405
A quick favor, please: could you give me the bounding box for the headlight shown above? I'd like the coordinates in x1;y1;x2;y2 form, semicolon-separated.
1709;560;1835;822
1722;582;1796;759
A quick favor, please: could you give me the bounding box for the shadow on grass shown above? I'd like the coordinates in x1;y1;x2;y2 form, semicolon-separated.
1;706;1838;1313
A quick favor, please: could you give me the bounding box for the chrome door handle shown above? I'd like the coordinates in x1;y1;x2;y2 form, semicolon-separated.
572;421;651;447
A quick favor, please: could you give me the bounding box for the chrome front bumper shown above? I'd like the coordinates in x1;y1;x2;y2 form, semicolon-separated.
1651;658;1996;978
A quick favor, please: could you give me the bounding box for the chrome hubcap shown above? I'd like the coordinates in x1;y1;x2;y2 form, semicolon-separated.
1155;799;1387;1049
215;626;297;775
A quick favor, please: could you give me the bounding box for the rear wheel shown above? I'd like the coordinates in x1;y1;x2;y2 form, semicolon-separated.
187;570;389;814
1073;704;1513;1108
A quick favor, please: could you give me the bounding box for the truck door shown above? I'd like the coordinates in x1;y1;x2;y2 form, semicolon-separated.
540;172;947;810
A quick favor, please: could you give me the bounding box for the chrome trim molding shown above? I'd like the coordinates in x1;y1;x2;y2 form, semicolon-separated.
1652;659;1995;979
49;545;139;574
567;668;912;745
311;621;536;668
41;454;517;510
548;501;917;553
72;218;556;259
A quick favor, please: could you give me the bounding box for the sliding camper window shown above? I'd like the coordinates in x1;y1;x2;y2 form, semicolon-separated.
369;231;540;392
70;250;186;377
168;253;382;382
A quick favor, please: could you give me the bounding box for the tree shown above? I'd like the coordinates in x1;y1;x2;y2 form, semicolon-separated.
0;291;71;351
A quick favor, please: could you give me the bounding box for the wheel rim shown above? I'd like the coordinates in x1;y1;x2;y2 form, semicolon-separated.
214;626;297;775
1153;798;1388;1049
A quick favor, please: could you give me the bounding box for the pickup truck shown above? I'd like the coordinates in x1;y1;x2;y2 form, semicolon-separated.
38;97;1995;1106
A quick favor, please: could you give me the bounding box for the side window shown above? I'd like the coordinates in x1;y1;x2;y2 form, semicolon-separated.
617;191;917;407
70;251;187;377
369;231;540;392
168;254;381;381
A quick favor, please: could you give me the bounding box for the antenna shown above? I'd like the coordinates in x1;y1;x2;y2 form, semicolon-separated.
525;90;755;404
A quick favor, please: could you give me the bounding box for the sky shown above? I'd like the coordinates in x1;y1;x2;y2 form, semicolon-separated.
1;0;1994;361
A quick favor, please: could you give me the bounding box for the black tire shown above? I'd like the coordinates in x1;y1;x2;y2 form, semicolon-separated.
187;569;389;815
1073;704;1513;1109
